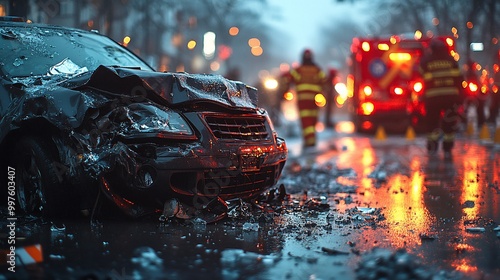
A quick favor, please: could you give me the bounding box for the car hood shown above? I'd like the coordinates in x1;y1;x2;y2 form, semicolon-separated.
1;65;259;142
82;66;258;109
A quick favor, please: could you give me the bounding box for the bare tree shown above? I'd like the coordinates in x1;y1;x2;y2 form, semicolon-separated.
366;0;499;64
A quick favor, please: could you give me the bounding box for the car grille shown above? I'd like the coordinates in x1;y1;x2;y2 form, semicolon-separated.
203;166;278;199
205;115;269;140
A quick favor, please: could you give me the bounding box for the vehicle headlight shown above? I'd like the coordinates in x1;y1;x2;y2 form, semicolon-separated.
117;103;195;139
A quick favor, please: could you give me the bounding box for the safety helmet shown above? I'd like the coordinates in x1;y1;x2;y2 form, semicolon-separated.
301;49;314;65
303;49;313;58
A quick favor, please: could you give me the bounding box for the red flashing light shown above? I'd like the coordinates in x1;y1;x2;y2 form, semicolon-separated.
218;45;232;60
468;82;478;92
413;82;423;93
361;121;374;131
394;87;404;95
362;85;373;96
361;42;370;52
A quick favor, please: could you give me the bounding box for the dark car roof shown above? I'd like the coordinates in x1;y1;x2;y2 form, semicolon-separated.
1;19;102;36
0;19;155;76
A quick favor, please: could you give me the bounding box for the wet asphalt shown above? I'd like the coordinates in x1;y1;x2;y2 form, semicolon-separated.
1;120;500;280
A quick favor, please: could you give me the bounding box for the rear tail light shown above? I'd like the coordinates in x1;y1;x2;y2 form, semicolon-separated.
394;87;404;95
462;81;479;95
468;82;478;92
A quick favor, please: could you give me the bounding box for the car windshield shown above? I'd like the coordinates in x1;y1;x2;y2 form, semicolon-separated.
0;24;153;78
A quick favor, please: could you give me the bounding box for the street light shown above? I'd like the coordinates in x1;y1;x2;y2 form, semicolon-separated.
203;32;216;59
251;46;263;56
229;27;239;36
123;36;131;47
248;38;260;47
187;40;196;50
263;77;278;90
414;30;422;40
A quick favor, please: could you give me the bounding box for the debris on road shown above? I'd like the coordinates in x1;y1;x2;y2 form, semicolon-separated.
356;248;464;280
465;227;486;233
321;247;349;255
419;232;439;240
462;200;475;208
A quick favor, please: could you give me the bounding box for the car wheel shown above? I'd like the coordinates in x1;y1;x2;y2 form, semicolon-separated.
12;136;65;218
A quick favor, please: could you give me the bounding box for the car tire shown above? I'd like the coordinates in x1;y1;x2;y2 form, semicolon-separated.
11;136;67;218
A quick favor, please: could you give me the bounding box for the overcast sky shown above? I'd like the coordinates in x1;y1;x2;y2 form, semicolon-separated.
266;0;370;63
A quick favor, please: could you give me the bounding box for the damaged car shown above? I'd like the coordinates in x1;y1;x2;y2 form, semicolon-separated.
0;18;287;222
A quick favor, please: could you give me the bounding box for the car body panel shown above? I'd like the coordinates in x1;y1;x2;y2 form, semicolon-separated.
0;21;287;221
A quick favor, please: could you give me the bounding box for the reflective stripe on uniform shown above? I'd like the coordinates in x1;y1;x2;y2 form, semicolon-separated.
304;137;316;145
303;125;316;136
296;84;323;92
423;69;461;81
297;93;316;100
290;69;301;80
443;133;455;142
425;87;460;97
300;109;318;117
427;131;440;141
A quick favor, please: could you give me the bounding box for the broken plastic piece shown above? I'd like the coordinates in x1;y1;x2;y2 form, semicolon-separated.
228;199;252;219
162;199;180;218
131;247;163;270
461;200;475;208
321;247;349;255
465;227;485;233
419;232;438;240
190;217;207;227
50;223;66;232
356;207;376;214
242;222;259;232
48;58;88;76
277;184;287;201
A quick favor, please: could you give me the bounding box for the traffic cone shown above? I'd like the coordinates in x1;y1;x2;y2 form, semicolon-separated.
15;244;43;265
405;126;416;141
465;122;474;137
375;126;386;140
479;123;491;140
494;126;500;144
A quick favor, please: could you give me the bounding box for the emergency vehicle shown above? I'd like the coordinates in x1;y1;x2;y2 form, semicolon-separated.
347;35;457;132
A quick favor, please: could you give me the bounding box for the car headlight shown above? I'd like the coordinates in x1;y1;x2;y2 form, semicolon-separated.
117;103;195;139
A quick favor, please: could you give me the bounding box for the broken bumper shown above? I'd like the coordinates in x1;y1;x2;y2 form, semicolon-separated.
99;137;287;217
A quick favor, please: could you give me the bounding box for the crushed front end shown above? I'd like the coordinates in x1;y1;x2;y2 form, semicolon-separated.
70;66;288;221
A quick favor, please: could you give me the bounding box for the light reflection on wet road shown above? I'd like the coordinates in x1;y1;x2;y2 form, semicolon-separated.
302;122;500;279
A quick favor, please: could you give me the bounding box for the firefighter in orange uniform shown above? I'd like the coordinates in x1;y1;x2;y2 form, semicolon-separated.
282;49;327;149
419;39;464;157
